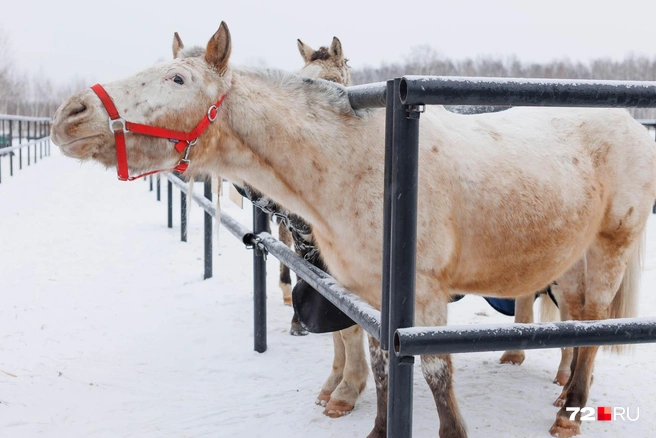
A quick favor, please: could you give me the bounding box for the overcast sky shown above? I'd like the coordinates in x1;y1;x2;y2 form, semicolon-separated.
2;0;656;86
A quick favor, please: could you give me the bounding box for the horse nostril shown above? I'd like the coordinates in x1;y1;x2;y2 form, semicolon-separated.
67;102;87;118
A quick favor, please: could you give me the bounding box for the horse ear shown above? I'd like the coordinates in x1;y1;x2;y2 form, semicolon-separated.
330;37;343;60
297;39;314;63
172;32;184;59
205;21;232;74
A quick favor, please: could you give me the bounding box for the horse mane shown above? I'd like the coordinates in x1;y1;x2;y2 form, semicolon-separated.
234;67;366;117
176;47;362;117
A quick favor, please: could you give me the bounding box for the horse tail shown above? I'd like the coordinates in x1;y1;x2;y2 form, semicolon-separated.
605;230;645;354
539;288;560;323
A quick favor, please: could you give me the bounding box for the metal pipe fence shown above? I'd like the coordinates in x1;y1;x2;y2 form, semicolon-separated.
0;115;51;183
150;76;656;438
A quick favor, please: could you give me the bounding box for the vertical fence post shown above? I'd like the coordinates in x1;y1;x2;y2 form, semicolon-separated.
156;175;161;201
167;178;173;228
380;80;394;351
180;185;187;242
253;205;268;353
204;178;213;279
149;175;153;191
386;78;421;438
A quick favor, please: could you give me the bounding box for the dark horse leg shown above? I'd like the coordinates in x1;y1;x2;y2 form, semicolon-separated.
278;221;293;306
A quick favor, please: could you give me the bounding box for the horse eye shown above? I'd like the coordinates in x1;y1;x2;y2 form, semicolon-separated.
173;75;184;85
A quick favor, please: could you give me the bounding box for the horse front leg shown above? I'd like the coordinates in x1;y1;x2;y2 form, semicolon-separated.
317;330;346;407
499;294;533;365
366;334;388;438
278;221;293;306
324;325;368;417
418;293;467;438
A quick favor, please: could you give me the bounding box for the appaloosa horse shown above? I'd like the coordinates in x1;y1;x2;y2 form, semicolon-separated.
172;32;369;416
52;23;654;438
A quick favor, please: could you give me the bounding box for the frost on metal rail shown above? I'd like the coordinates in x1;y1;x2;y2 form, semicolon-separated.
395;317;656;357
399;75;656;107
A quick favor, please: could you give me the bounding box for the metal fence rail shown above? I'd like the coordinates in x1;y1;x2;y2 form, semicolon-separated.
0;114;51;183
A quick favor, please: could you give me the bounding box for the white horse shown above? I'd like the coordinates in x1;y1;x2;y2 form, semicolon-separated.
51;23;655;438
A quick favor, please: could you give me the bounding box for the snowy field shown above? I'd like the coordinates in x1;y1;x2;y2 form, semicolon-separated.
1;146;656;438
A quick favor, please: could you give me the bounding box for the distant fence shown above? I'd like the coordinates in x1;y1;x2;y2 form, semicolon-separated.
0;114;51;183
149;82;656;438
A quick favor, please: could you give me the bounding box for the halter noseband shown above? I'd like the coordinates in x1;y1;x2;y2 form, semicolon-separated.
91;83;225;181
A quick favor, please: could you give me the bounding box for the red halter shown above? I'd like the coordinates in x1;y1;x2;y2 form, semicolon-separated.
90;83;225;181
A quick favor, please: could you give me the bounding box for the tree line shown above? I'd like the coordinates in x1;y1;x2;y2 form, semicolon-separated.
2;27;656;119
351;45;656;119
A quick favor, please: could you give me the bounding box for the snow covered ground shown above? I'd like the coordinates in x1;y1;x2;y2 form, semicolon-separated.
1;146;656;438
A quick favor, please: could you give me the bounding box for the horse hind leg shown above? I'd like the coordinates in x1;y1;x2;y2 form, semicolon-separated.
550;233;643;438
549;284;574;386
552;258;586;407
499;294;534;365
324;325;368;417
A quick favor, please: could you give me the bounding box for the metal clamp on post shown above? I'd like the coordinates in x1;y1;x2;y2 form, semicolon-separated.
243;233;268;260
406;104;425;120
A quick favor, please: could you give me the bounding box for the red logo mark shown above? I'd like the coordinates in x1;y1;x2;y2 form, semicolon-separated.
597;406;612;421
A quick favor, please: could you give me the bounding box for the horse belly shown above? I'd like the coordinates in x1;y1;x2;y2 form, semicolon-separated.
448;167;603;297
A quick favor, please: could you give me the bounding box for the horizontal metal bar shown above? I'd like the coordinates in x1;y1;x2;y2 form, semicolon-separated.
0;114;51;122
0;137;49;156
347;81;387;109
400;75;656;107
394;317;656;356
255;232;381;340
166;173;251;241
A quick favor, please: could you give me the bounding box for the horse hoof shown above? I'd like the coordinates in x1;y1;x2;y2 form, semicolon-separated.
499;351;525;365
283;296;293;307
316;390;331;407
549;416;581;437
553;371;570;386
323;399;354;418
289;323;308;336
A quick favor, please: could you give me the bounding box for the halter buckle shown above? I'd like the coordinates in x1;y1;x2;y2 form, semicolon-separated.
109;118;128;134
208;105;218;122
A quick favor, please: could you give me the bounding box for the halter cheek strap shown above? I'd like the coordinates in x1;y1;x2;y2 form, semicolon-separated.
91;83;225;181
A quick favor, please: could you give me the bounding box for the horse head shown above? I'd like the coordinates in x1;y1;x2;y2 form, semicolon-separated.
297;37;351;86
51;22;234;178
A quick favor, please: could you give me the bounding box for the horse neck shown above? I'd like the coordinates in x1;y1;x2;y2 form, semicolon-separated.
206;69;381;235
